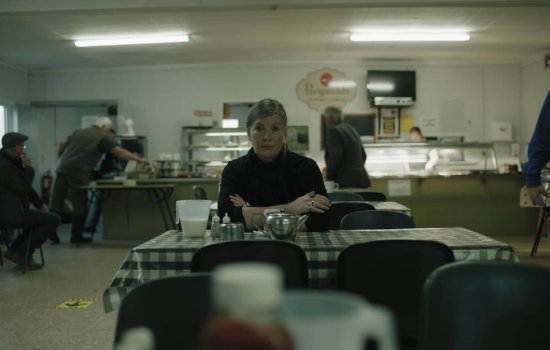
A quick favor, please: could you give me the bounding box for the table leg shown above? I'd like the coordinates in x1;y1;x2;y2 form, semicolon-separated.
147;188;175;231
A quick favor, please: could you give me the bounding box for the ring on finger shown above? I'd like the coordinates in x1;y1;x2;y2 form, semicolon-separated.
311;200;316;208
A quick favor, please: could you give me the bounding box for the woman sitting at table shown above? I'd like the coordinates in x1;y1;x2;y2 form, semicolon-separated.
218;98;331;231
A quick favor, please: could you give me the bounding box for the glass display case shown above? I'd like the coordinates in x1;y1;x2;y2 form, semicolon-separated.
181;127;250;177
364;142;498;177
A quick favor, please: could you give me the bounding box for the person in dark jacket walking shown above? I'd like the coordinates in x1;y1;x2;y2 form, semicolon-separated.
0;132;60;270
524;90;550;205
323;106;371;188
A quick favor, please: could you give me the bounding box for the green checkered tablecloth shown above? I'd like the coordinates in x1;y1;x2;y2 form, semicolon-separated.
103;227;517;312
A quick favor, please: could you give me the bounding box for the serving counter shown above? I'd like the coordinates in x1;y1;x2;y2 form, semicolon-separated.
95;158;536;241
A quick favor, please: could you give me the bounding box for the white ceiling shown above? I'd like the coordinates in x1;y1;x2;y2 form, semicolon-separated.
1;0;549;72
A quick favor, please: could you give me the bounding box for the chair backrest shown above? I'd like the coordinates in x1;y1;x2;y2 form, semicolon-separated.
336;240;455;344
339;210;415;230
191;240;309;288
419;261;550;350
329;202;375;230
356;191;387;202
114;274;211;350
328;192;364;201
0;192;25;228
192;185;207;200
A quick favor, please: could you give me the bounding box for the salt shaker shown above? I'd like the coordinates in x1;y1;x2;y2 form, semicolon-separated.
210;214;221;238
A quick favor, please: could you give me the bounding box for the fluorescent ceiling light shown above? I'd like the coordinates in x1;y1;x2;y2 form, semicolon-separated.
350;32;470;42
75;34;189;47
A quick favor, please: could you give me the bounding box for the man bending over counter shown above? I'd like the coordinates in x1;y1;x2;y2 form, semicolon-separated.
51;117;149;244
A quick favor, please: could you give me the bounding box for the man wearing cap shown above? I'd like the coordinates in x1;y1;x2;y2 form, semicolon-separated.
50;116;149;244
0;132;61;270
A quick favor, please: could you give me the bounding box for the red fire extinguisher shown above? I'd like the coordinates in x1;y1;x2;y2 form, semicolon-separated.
41;170;53;205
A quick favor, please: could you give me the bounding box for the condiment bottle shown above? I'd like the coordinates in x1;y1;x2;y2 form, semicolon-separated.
201;263;293;350
210;213;221;238
222;213;230;224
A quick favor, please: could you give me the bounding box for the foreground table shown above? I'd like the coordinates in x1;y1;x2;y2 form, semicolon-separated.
103;227;517;312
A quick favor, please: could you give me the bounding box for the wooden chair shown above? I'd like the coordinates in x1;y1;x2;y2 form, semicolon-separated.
418;261;550;350
0;192;45;272
191;240;309;288
339;210;416;230
114;274;211;350
336;240;455;350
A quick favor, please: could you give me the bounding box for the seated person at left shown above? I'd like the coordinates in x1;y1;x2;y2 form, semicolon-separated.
0;132;61;270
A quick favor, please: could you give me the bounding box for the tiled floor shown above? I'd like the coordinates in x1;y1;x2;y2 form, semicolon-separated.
0;224;138;350
1;224;550;350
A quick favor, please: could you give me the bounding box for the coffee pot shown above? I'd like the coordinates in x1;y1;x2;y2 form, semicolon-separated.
261;210;308;241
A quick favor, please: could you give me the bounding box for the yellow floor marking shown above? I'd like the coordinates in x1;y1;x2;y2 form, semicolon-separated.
56;298;97;309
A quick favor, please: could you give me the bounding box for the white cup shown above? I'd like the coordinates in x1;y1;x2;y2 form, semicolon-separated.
324;180;340;193
175;200;211;237
283;290;397;350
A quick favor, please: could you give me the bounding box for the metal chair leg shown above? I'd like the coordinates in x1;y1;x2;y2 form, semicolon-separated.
23;230;33;273
39;246;45;266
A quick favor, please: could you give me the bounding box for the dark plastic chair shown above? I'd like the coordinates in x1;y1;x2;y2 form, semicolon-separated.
0;192;45;272
339;210;416;230
191;240;309;288
336;240;455;350
328;201;375;230
328;192;364;201
192;185;207;200
114;274;211;350
356;191;387;201
418;261;550;350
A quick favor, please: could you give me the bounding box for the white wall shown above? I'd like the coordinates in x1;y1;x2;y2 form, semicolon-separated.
0;63;29;104
30;61;527;163
521;58;550;143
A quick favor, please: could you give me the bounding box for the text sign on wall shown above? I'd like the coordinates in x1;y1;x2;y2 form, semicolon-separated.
296;68;357;112
194;110;213;117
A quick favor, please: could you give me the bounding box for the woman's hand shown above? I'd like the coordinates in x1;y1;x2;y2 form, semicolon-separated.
286;191;331;215
229;193;250;207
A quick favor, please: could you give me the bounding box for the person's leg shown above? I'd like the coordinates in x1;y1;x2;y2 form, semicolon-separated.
23;209;61;254
68;185;91;244
48;173;67;243
50;173;69;214
6;209;60;269
85;190;101;233
7;230;32;264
